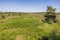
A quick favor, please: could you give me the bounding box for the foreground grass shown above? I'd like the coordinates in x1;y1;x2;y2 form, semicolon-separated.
0;13;60;40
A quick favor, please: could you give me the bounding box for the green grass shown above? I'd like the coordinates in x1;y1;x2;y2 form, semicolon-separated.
0;13;60;40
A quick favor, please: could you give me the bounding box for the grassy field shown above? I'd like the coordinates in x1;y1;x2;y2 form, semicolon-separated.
0;12;60;40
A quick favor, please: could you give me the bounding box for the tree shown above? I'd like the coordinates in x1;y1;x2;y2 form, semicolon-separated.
44;6;57;23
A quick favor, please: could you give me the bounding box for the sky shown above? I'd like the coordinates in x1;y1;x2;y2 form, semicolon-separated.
0;0;60;12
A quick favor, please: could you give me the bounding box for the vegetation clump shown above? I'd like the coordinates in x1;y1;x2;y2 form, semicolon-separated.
0;14;5;19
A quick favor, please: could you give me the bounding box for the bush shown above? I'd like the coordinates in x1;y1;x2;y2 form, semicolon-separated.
1;14;5;19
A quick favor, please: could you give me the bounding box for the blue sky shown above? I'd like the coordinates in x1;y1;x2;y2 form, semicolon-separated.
0;0;60;12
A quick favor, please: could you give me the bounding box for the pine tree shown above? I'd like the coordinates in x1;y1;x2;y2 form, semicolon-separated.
44;6;57;23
